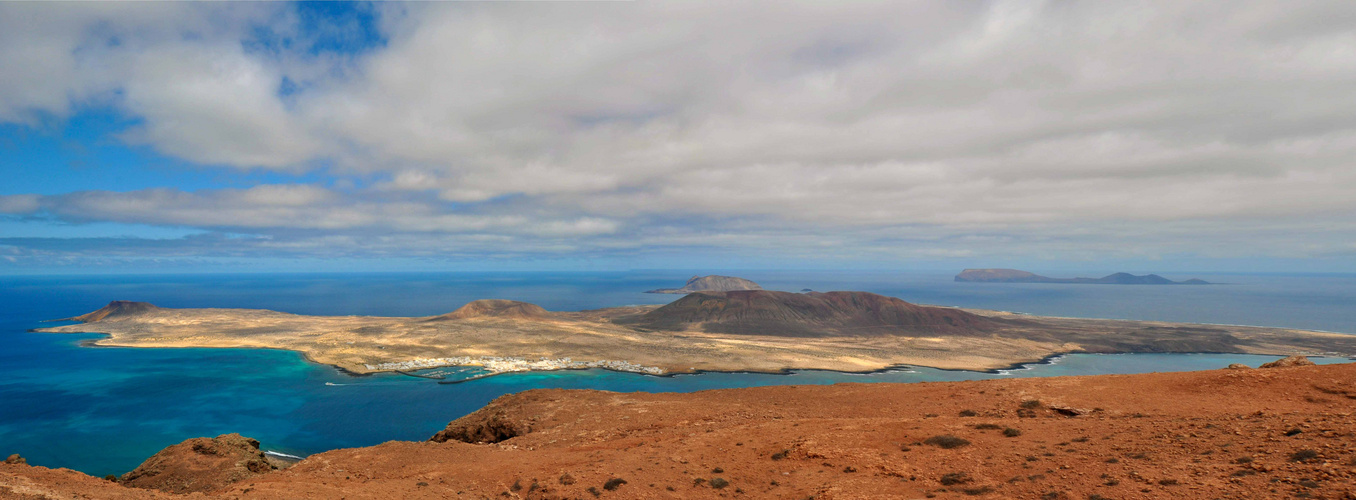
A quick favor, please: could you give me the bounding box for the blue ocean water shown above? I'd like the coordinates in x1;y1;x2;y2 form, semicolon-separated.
0;271;1353;477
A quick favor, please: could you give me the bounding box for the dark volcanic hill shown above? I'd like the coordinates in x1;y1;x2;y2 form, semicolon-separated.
645;275;763;294
624;290;1006;337
63;301;160;322
955;268;1210;285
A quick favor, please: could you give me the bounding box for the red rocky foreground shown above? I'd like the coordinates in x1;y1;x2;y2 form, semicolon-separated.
3;358;1355;499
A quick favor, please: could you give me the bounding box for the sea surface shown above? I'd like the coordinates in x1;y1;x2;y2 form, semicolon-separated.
1;271;1354;476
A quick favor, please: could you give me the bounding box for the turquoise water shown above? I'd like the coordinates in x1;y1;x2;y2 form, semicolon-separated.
1;272;1353;476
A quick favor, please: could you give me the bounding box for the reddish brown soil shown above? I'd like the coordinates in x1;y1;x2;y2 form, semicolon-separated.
120;433;274;494
4;362;1356;499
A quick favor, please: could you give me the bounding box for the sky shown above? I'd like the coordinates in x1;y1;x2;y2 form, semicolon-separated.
2;1;1355;274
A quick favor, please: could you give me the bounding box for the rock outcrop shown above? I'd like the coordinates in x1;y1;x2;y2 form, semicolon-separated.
624;290;1007;337
431;408;530;444
645;275;763;294
120;434;275;494
1259;355;1316;368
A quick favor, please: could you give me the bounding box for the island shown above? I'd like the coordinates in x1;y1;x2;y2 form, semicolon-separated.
34;290;1353;375
645;275;763;293
956;268;1211;284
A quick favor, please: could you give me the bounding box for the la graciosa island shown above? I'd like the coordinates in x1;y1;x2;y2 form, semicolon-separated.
36;277;1355;376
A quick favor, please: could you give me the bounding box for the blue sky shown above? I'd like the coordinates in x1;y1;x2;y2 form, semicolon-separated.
2;1;1356;274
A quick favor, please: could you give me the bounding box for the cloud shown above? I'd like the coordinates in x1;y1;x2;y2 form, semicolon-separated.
117;43;325;169
3;1;1356;268
3;186;619;240
0;194;40;214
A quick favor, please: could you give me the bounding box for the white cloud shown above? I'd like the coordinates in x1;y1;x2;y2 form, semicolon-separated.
0;194;40;214
3;1;1356;265
3;186;619;240
119;43;325;169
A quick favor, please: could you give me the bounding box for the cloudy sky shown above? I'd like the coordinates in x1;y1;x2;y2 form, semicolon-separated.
2;1;1355;274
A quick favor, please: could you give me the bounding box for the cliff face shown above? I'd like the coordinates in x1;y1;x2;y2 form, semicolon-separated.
625;290;1005;337
645;275;763;294
120;434;274;494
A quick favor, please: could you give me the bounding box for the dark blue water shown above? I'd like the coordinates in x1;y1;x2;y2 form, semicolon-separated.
1;271;1353;476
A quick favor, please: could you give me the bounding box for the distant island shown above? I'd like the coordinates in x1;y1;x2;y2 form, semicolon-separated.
36;288;1350;375
956;268;1211;285
645;275;763;293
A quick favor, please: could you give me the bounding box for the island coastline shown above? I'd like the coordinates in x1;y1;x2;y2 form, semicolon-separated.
34;293;1355;377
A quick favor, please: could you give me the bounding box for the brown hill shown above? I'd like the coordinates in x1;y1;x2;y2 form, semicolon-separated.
625;290;1007;337
65;301;160;322
429;299;551;321
120;434;274;494
646;275;763;294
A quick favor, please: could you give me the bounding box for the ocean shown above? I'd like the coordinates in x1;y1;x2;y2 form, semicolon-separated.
1;271;1353;476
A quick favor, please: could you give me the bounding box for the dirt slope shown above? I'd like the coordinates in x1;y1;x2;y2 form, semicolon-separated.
4;360;1355;499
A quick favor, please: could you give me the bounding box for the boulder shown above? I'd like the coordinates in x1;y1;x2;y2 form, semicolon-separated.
4;454;26;465
1226;363;1253;370
121;433;274;494
1259;355;1316;369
